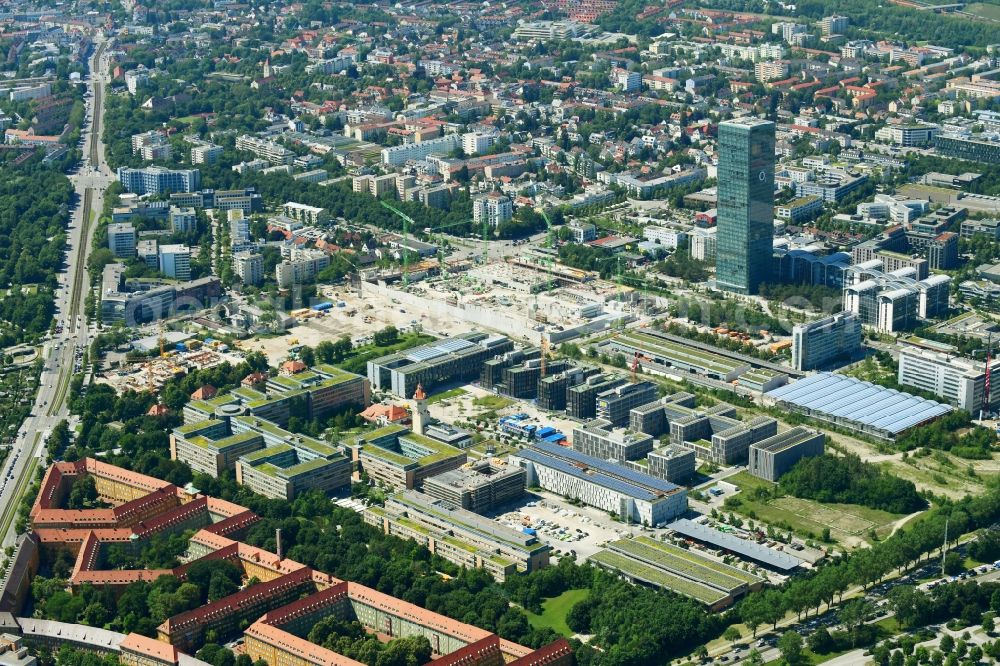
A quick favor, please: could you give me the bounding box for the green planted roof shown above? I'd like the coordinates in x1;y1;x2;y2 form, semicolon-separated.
175;418;224;435
616;331;743;374
590;550;728;605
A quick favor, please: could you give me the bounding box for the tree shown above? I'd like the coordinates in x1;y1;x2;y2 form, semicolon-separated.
943;552;964;576
723;626;741;646
890;586;930;629
983;613;995;635
778;631;804;666
373;326;399;347
298;345;315;367
839;599;872;646
67;475;101;509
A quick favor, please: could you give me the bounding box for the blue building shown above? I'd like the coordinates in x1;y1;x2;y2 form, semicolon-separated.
716;118;775;295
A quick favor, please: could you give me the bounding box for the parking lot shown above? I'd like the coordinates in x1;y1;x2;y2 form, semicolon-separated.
492;490;645;561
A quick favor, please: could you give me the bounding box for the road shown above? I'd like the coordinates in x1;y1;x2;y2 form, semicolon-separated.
0;36;113;548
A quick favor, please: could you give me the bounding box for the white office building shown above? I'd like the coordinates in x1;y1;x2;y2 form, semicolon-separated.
159;244;191;281
381;133;462;166
473;193;513;227
282;202;329;225
642;226;687;249
229;210;251;246
276;248;330;288
191;143;224;164
689;227;717;261
897;338;1000;413
791;312;862;371
169;206;197;234
107;223;136;258
462;132;496;156
235;134;294;165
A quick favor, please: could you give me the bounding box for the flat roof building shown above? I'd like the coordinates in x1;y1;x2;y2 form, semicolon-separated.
421;458;525;513
638;444;697;484
591;536;765;610
351;425;467;490
766;372;953;441
510;442;687;527
572;420;655;463
368;332;513;398
791;311;862;371
596;381;658;426
716;118;775;295
607;331;750;382
668;519;802;572
748;427;825;482
366;490;548;581
897;337;1000;413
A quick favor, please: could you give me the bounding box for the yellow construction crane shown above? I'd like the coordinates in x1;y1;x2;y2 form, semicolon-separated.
159;324;167;358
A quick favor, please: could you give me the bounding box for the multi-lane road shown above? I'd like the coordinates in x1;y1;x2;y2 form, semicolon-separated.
0;36;114;548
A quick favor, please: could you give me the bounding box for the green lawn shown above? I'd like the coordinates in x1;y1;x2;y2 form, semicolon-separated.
525;589;589;637
966;2;1000;19
472;395;513;410
726;472;906;546
426;387;467;404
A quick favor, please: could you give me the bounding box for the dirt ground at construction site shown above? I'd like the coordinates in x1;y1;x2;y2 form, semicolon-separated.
240;284;477;365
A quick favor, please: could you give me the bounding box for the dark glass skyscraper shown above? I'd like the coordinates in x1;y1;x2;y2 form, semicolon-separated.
715;118;775;295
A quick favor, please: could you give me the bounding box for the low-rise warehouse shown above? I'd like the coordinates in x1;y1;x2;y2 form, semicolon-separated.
668;519;802;572
590;536;765;610
607;331;750;382
765;372;952;442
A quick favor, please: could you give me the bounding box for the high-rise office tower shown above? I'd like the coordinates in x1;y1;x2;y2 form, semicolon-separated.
716;118;775;295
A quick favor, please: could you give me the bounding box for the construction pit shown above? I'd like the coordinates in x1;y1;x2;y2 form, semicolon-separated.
244;258;641;365
358;258;635;346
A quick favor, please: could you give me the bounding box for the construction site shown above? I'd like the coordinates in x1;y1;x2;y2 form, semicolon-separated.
359;255;643;347
350;200;662;346
97;335;248;394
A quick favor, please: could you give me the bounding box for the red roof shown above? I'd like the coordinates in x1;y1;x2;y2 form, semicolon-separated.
281;360;307;375
190;385;217;400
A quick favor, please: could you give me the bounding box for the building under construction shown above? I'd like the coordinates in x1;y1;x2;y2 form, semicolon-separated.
367;332;513;398
567;374;628;419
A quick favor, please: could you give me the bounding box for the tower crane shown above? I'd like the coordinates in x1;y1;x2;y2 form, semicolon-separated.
379;200;415;286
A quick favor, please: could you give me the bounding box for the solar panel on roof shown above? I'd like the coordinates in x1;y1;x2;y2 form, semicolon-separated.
766;373;952;435
406;347;446;363
437;338;477;353
668;519;801;571
530;441;680;494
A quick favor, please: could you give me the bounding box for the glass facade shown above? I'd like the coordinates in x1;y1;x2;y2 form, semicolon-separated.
716;118;775;294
